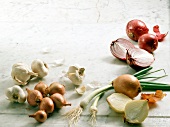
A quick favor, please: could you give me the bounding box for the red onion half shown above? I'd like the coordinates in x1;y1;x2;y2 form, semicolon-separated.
126;48;155;70
138;33;158;53
126;19;149;41
110;38;135;60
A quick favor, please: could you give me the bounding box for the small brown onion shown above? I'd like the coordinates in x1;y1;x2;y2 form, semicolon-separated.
26;88;43;106
45;82;65;96
34;81;48;97
39;97;54;114
50;93;71;109
29;110;47;123
126;48;155;70
110;38;135;60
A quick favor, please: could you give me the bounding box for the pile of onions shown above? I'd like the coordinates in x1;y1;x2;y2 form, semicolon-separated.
27;81;71;123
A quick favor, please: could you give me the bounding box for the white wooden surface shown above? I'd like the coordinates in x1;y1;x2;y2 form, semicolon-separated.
0;0;170;127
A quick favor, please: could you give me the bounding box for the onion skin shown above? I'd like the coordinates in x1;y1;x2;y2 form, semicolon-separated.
126;48;155;70
39;97;54;114
138;34;158;53
112;74;142;99
26;88;43;106
34;81;48;97
110;38;135;60
126;19;149;41
45;82;65;96
50;93;71;109
29;110;47;123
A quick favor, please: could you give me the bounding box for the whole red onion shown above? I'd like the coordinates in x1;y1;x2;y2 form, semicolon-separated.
138;33;158;53
126;19;149;41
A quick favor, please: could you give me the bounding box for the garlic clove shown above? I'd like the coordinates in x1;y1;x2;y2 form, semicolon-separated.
5;85;26;103
124;100;149;123
11;62;37;85
107;93;132;113
31;59;49;78
75;85;86;95
68;71;83;85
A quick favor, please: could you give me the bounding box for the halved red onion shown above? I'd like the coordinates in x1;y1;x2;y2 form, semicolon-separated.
110;38;135;60
126;48;155;70
153;25;168;42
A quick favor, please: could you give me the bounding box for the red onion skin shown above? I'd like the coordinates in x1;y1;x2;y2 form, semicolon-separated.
126;19;149;41
138;34;158;53
153;25;168;42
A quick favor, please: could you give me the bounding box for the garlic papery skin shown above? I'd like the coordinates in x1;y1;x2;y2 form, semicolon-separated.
124;100;149;123
67;65;85;85
31;59;49;78
11;62;38;85
75;85;86;95
5;85;26;103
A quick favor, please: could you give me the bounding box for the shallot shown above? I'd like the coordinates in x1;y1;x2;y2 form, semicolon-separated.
34;81;48;97
39;97;54;114
50;93;71;109
29;110;47;123
26;88;43;106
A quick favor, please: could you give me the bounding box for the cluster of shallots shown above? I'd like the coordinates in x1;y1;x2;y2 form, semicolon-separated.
27;81;71;123
110;19;168;70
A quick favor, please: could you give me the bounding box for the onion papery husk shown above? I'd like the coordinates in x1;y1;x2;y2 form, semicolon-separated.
126;48;155;70
110;38;135;60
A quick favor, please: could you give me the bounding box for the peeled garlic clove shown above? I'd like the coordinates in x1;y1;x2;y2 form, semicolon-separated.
124;100;149;123
31;59;49;78
75;85;86;95
11;62;38;85
107;93;132;113
5;85;26;103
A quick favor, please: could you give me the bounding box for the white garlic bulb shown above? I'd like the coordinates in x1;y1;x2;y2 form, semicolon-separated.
67;65;85;85
31;59;49;78
124;100;149;123
11;62;38;85
5;85;26;103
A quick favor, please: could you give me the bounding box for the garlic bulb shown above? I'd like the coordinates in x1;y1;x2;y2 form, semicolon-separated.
31;59;49;78
107;93;132;113
67;65;85;85
75;85;86;95
124;100;149;123
5;85;26;103
11;62;38;85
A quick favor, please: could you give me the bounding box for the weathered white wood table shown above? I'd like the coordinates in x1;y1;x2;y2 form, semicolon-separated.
0;0;170;126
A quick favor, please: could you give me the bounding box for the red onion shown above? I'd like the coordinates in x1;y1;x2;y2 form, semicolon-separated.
126;48;155;70
153;25;168;42
110;38;135;60
126;19;149;41
138;33;158;53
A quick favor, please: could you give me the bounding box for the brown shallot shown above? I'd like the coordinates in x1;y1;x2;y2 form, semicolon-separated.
39;97;54;114
34;81;48;97
26;88;43;106
29;110;47;123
